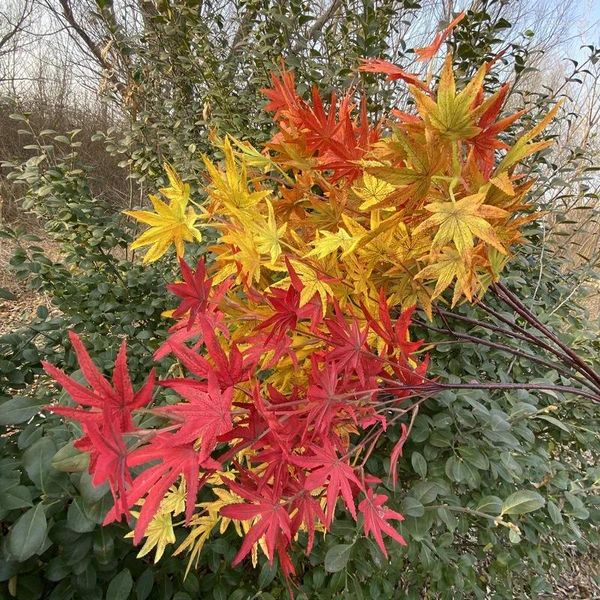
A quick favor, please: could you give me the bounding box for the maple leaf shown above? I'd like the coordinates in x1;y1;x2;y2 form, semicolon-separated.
289;481;327;554
261;67;302;117
155;369;233;460
352;172;396;210
411;54;490;141
44;332;156;430
220;489;293;566
496;101;562;173
289;259;335;316
468;84;525;178
128;511;176;563
264;71;378;181
44;332;155;519
414;12;465;61
218;227;263;284
125;164;203;263
358;489;406;557
363;291;422;360
305;228;358;259
299;86;344;154
415;246;476;305
358;58;430;92
254;283;312;342
167;257;214;327
414;193;508;258
316;95;378;182
295;441;363;525
86;420;133;520
162;323;249;389
175;512;220;575
295;361;351;439
203;137;271;212
251;199;288;264
324;305;371;384
364;132;446;211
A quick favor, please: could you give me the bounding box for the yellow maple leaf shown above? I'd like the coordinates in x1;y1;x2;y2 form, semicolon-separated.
125;165;203;263
219;227;262;284
410;54;494;141
352;172;396;210
175;512;220;575
251;200;287;264
290;260;334;315
203;137;271;212
414;193;508;258
415;247;475;305
305;228;358;259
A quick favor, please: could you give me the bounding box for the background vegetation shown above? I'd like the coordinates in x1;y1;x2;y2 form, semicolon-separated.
0;0;598;598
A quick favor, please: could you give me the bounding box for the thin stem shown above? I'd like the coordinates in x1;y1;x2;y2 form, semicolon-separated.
418;319;599;394
425;381;600;404
493;283;600;387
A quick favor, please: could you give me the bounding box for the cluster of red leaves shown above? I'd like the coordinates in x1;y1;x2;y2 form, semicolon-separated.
45;255;429;574
263;69;379;182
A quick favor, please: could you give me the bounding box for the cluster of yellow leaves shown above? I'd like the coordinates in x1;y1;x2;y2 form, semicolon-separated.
124;164;203;263
125;481;187;562
137;471;279;575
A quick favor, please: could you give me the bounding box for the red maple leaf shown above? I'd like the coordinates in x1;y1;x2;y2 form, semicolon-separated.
316;95;378;182
325;304;371;384
289;477;327;554
294;440;363;525
220;487;293;568
44;332;155;520
255;281;317;342
293;360;351;440
469;84;525;177
364;291;422;360
167;257;213;327
161;322;249;390
155;369;233;460
414;11;465;61
299;86;344;155
358;489;406;557
44;332;155;431
261;67;302;118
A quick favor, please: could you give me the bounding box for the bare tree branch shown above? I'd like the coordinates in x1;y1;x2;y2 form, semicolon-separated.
0;0;34;55
291;0;344;55
50;0;125;92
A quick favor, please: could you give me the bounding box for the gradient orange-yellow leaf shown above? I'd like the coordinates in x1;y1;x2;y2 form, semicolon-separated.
415;247;475;305
358;58;430;92
411;54;489;141
414;12;465;61
495;102;562;172
414;194;508;257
